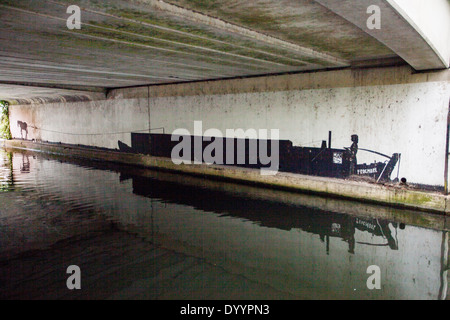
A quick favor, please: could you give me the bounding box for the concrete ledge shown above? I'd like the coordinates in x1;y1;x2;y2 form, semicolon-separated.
2;139;449;215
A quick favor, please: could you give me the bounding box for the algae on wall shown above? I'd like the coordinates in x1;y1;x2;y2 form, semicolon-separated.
0;101;11;140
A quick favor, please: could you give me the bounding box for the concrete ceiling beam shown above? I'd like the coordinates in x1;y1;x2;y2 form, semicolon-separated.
314;0;450;70
134;0;349;67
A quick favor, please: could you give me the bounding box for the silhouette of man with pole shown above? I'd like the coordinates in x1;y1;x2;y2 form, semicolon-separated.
349;134;358;175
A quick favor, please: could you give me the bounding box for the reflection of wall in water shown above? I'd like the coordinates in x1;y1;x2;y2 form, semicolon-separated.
10;153;446;299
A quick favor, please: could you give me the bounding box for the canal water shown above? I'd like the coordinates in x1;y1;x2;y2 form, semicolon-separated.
0;148;448;300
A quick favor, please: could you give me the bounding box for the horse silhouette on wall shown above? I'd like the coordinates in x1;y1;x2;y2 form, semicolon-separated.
17;121;28;140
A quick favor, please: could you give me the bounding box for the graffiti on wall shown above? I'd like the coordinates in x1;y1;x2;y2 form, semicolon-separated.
118;130;401;183
17;121;28;140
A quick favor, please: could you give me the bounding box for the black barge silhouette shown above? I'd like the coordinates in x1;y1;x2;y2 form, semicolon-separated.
119;132;400;183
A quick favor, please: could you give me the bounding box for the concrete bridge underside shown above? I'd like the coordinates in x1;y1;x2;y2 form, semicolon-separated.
0;0;448;98
0;0;449;212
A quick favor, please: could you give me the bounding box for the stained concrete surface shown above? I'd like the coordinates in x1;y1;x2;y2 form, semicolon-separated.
0;0;397;90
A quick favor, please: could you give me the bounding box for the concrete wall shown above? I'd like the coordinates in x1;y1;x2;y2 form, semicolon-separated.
388;0;450;68
8;66;450;187
10;97;149;150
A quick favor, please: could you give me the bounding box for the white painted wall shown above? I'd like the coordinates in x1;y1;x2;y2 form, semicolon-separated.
8;67;450;186
149;82;449;186
10;98;149;150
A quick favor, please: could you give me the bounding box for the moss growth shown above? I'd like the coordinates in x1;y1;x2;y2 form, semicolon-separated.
5;0;391;64
94;11;307;66
95;6;315;64
392;192;434;208
0;100;11;140
4;0;333;66
62;28;261;70
84;24;305;66
407;194;433;206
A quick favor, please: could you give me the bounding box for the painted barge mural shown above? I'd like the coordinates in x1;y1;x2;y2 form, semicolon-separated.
119;131;401;182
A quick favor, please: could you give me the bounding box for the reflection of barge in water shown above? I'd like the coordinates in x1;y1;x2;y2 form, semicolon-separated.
120;132;400;182
127;174;400;254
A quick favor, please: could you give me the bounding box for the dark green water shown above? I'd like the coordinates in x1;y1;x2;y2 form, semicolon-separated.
0;148;448;300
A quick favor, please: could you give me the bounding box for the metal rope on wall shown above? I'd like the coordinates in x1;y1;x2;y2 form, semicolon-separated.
27;125;165;136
